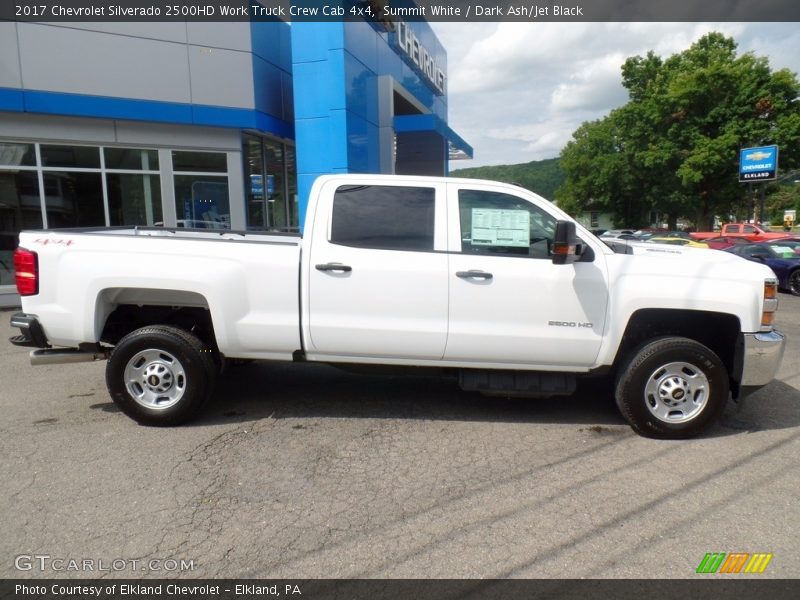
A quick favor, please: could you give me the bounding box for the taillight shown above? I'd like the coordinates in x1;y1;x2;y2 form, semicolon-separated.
13;248;38;296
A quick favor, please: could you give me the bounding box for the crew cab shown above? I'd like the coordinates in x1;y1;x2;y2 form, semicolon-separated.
9;175;787;439
691;223;788;242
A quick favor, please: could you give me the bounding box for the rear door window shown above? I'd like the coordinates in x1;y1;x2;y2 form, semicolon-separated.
330;185;435;251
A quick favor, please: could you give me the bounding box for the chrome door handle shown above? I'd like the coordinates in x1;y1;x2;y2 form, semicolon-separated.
315;263;352;273
456;270;493;280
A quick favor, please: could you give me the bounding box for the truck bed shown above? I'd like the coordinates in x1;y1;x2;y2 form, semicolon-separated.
44;225;301;245
18;226;304;359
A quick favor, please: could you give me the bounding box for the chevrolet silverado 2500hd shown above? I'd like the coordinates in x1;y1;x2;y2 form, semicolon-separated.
9;175;786;438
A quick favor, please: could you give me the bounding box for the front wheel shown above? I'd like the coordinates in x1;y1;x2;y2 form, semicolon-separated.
615;337;729;439
106;325;217;426
789;270;800;296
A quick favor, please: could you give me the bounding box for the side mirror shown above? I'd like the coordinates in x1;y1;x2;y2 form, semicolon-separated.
749;252;770;261
552;220;580;265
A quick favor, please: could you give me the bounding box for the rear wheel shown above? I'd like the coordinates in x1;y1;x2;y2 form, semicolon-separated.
615;337;729;439
106;325;217;426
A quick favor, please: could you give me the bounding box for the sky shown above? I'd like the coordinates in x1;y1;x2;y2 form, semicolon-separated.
430;23;800;167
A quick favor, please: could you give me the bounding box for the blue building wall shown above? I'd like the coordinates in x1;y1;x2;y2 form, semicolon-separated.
250;20;295;127
291;20;451;226
0;21;294;140
0;19;469;230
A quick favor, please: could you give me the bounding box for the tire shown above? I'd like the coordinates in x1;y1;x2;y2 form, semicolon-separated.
106;325;218;426
615;337;729;439
789;270;800;296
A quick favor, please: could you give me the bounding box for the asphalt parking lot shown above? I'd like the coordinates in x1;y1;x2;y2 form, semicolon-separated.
1;296;798;579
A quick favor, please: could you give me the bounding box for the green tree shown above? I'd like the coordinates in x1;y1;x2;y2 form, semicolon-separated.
556;112;648;225
765;179;800;226
557;33;800;229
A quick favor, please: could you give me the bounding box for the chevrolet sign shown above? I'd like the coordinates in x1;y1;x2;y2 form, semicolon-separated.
739;145;778;181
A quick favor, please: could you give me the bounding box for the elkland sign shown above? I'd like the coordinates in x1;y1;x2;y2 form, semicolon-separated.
739;145;779;182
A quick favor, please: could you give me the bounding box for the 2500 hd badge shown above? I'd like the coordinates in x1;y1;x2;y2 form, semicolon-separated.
549;321;594;328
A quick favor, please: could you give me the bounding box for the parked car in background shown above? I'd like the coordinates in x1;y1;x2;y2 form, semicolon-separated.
725;242;800;295
646;237;708;248
634;230;690;241
704;236;751;250
599;229;638;240
692;223;787;242
773;235;800;246
769;239;800;257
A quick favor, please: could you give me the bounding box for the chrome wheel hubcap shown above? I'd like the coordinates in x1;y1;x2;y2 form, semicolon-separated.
124;349;186;410
644;361;709;423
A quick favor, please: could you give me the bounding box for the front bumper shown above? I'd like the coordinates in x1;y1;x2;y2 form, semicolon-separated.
739;329;786;387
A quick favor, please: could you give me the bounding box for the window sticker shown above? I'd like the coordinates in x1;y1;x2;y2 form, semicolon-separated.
470;208;530;247
770;245;796;258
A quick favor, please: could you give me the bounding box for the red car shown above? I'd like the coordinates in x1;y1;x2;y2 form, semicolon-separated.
691;223;788;242
704;236;751;250
773;235;800;244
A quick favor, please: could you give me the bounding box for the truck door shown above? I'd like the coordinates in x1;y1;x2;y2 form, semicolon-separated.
305;180;449;360
444;183;608;367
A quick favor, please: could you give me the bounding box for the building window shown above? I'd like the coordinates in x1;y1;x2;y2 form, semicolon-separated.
41;144;101;169
172;150;226;173
36;144;105;228
104;148;159;171
242;134;298;232
107;174;162;227
0;141;166;290
104;148;162;227
264;141;286;229
0;143;40;287
43;172;105;229
590;212;599;229
0;142;36;166
0;170;43;286
173;151;230;229
243;135;265;229
285;145;298;229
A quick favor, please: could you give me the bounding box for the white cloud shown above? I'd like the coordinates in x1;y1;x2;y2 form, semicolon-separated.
433;22;800;168
549;52;628;113
445;22;598;94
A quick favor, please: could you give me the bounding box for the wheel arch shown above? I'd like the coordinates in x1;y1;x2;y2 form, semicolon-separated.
96;288;218;351
614;309;741;394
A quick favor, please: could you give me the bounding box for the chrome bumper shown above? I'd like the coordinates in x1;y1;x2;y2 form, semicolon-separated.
740;330;786;387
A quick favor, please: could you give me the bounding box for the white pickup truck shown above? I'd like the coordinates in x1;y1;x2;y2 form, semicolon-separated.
9;174;786;438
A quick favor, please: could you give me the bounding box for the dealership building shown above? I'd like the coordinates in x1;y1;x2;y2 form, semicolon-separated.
0;16;472;306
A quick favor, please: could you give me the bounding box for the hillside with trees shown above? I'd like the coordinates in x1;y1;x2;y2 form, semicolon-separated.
450;158;565;200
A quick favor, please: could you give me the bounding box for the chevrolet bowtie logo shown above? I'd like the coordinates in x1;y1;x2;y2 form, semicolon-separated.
745;151;773;161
